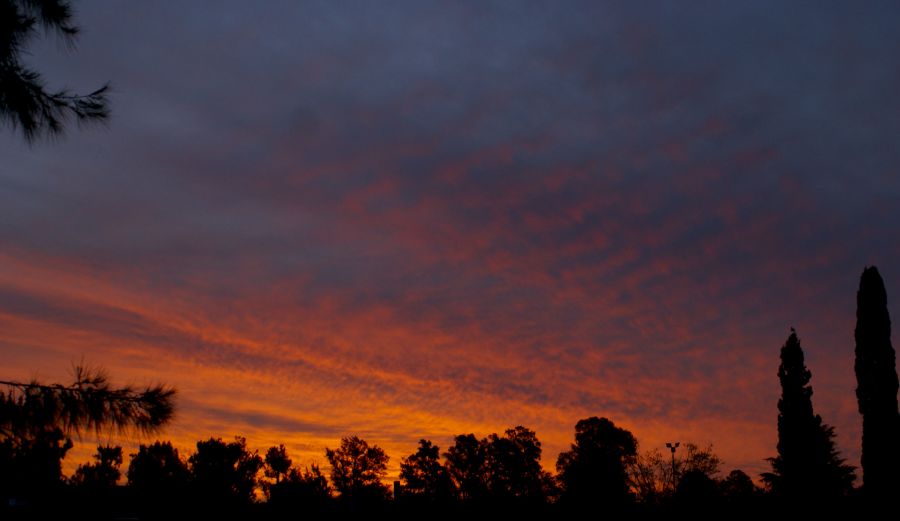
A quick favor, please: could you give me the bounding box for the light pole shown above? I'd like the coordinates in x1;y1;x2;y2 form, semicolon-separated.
665;442;680;492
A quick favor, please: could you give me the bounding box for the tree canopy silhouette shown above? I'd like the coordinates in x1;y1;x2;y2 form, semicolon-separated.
629;442;721;503
854;266;900;498
0;365;174;505
762;329;855;500
127;440;190;493
259;444;331;513
264;444;291;485
1;0;109;142
556;416;637;508
720;469;760;504
265;463;331;513
484;426;553;502
400;439;453;501
325;435;390;502
70;444;123;488
674;469;719;509
629;449;665;504
679;443;721;478
0;421;71;496
188;436;262;507
444;433;489;502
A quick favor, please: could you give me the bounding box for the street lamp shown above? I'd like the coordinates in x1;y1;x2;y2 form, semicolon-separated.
665;442;680;492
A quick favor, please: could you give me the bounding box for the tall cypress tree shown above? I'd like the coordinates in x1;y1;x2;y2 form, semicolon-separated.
854;266;900;497
763;329;855;500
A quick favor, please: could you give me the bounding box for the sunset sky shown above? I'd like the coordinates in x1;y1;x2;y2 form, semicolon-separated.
2;1;900;481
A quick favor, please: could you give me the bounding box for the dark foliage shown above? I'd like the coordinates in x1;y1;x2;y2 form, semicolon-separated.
263;444;291;484
680;443;722;478
0;365;176;437
763;329;855;500
0;425;71;498
127;440;190;509
70;444;122;487
0;0;109;142
326;435;391;503
854;266;900;498
720;469;760;502
262;444;331;516
0;365;175;516
557;416;637;509
5;267;897;517
444;433;489;502
484;426;554;503
675;469;720;508
188;436;263;507
266;464;332;514
399;439;454;502
629;442;722;505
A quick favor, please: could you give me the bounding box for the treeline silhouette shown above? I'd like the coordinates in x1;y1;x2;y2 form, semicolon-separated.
1;266;897;520
0;425;746;520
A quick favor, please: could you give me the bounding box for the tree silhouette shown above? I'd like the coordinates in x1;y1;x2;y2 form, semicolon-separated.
188;436;263;506
0;366;174;506
484;426;553;502
674;469;720;511
1;0;109;142
629;449;665;505
70;444;123;487
444;433;489;502
762;329;855;500
854;266;900;498
0;424;71;497
264;444;291;485
325;435;390;502
720;469;760;503
556;417;637;509
260;444;332;513
399;439;453;501
266;464;332;513
628;443;721;503
126;440;190;517
679;443;721;478
127;440;190;494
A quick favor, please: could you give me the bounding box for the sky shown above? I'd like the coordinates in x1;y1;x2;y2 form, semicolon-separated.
2;0;900;481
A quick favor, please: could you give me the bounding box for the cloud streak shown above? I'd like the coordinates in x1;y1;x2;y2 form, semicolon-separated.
2;0;900;480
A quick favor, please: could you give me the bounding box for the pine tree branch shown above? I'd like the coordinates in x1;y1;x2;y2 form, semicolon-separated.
1;0;110;142
0;366;176;438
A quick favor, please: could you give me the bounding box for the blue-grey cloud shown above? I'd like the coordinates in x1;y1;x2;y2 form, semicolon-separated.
2;0;900;478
